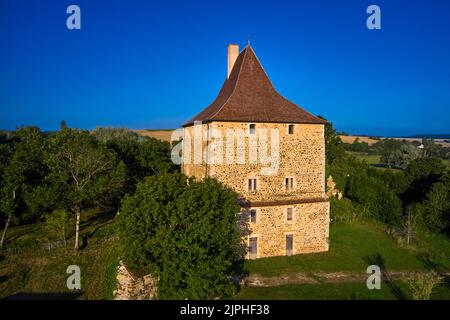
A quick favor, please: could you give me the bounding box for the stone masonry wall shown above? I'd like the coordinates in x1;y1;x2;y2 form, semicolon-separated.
114;261;156;300
182;121;329;258
240;202;330;258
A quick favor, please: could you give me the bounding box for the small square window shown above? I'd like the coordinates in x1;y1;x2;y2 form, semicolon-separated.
287;208;293;221
250;209;257;223
288;124;294;134
248;178;257;191
249;124;256;135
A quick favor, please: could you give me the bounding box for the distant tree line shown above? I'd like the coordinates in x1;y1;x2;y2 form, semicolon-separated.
323;119;450;240
342;136;450;169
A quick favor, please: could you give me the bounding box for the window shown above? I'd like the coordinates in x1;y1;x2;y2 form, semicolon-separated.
248;178;257;191
288;124;295;134
250;209;257;223
249;123;256;135
249;237;258;259
287;207;293;221
285;177;294;190
286;235;293;256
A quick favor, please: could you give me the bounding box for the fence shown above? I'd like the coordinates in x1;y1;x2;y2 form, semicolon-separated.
2;235;119;256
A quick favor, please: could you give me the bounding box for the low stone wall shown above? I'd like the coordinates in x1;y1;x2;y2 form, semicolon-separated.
114;260;157;300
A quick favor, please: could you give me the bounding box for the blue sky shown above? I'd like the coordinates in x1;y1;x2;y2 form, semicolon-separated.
1;0;449;136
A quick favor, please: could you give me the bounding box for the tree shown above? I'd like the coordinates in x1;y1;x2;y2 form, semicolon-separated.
44;128;126;250
44;209;71;246
0;127;46;248
60;120;68;130
411;182;450;234
318;116;345;166
118;173;243;299
403;157;446;204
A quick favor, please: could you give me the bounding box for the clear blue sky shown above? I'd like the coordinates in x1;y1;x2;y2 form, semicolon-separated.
1;0;449;136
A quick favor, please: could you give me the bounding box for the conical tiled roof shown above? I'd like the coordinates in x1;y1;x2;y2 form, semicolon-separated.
183;46;327;126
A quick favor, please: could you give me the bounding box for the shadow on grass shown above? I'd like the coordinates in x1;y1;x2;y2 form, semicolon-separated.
0;275;8;284
363;253;407;300
2;291;84;300
416;250;444;272
5;225;41;244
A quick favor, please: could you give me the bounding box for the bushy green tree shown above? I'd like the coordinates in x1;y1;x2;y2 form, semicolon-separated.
44;128;126;249
0;127;46;248
403;157;446;204
410;182;450;234
345;172;403;225
118;173;243;299
318;116;345;166
44;209;71;246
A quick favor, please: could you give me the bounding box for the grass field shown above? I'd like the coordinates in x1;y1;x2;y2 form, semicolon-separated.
244;221;450;277
235;282;450;300
1;218;450;300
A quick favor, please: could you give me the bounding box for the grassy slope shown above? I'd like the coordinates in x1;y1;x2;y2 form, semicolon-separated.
0;239;119;299
236;282;450;300
244;221;450;277
0;212;119;300
2;219;450;300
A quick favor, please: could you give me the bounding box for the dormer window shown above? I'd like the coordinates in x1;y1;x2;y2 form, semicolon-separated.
249;123;256;135
288;124;295;134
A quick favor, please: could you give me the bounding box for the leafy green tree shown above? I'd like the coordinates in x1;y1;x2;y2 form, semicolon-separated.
403;157;446;204
0;127;46;248
118;173;243;299
411;182;450;234
318;116;345;166
345;172;403;226
44;128;126;250
44;209;71;246
422;138;445;158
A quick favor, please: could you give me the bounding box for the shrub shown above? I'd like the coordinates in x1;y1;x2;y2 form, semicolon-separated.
405;271;443;300
118;173;243;299
330;197;359;223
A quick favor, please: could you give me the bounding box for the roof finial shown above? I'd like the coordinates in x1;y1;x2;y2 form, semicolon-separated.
247;35;251;47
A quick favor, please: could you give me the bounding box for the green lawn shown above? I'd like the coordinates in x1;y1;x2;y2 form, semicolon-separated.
444;160;450;169
3;210;116;252
347;152;381;165
0;212;119;300
0;238;119;299
244;221;450;277
2;218;450;300
346;151;403;172
236;282;450;300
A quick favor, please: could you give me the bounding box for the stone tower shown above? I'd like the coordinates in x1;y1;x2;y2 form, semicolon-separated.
181;44;329;259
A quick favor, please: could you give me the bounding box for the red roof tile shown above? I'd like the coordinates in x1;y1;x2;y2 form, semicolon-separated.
183;46;327;126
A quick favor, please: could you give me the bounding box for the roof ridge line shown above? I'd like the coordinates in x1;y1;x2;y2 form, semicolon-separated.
208;46;249;121
248;46;276;90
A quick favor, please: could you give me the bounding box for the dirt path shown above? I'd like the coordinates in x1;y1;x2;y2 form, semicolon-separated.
243;271;450;287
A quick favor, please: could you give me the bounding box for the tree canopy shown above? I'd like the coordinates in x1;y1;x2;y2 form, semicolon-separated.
118;173;243;299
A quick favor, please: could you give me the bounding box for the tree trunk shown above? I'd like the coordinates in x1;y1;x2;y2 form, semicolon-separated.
63;226;67;248
0;216;11;249
74;209;81;250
